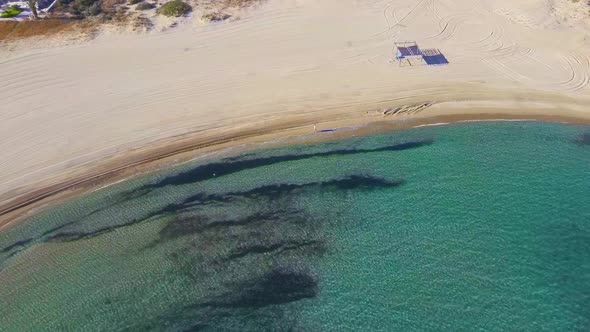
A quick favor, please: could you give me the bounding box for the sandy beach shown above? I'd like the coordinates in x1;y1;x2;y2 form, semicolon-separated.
1;0;590;229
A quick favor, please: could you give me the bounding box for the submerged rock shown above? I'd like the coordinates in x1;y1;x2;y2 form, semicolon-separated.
574;132;590;145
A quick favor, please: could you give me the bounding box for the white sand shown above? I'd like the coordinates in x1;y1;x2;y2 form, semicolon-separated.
0;0;589;213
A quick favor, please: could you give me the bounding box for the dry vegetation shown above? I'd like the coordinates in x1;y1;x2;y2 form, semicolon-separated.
0;0;262;44
220;0;259;7
0;19;96;42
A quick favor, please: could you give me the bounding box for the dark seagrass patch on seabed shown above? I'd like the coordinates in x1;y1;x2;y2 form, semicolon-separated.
138;138;432;190
0;174;403;259
574;132;590;145
131;194;327;330
137;171;373;330
156;174;404;241
0;135;429;257
200;264;319;309
0;136;418;330
148;263;320;331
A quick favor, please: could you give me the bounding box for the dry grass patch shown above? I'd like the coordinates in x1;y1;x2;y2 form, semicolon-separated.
101;0;127;12
221;0;260;7
0;19;95;42
201;12;231;21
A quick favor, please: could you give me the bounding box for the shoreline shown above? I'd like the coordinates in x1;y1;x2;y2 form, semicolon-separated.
2;0;590;234
1;104;589;233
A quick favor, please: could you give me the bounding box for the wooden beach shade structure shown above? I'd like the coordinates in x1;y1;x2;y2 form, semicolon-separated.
394;41;426;67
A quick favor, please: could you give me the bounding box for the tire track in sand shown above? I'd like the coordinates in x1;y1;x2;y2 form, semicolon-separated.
559;54;590;91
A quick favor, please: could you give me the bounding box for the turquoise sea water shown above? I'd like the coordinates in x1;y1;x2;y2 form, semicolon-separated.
0;121;589;331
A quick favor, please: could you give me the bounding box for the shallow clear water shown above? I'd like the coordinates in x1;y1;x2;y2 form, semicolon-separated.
0;121;589;331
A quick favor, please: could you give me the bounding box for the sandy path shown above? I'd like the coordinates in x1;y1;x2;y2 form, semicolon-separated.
0;0;589;223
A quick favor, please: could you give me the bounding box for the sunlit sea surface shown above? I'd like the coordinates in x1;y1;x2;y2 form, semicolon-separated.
1;121;589;331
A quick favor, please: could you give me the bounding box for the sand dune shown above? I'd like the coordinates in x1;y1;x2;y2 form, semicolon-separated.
0;0;589;227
